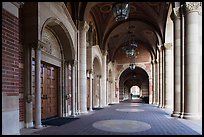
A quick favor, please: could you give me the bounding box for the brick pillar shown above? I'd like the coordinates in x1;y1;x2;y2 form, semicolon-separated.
2;2;23;135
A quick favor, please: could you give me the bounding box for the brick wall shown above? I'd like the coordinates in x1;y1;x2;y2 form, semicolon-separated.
2;8;24;122
19;9;25;122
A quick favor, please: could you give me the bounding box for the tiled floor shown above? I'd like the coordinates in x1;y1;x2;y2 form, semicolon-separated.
20;99;202;135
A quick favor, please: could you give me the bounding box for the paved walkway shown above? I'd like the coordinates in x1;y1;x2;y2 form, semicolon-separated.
20;99;202;135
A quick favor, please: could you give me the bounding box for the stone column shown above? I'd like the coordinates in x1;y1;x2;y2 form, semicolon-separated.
162;46;165;108
98;75;102;108
164;43;173;109
154;59;159;105
89;69;93;111
34;44;42;129
182;2;202;120
171;6;182;118
158;46;164;108
106;78;109;105
151;60;155;104
60;60;65;117
149;61;153;104
71;60;77;117
110;81;113;104
101;51;107;107
64;61;69;116
78;21;89;113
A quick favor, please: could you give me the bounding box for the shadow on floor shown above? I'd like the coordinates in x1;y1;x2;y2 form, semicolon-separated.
42;117;79;126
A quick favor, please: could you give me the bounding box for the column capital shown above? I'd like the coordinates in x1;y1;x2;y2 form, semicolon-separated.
102;49;108;56
12;2;24;8
69;60;77;66
87;69;93;74
88;69;93;74
151;60;155;64
170;7;181;21
182;2;202;15
154;59;159;64
158;45;165;51
79;21;89;32
164;43;173;50
31;40;45;50
64;60;69;64
97;75;102;78
37;40;45;50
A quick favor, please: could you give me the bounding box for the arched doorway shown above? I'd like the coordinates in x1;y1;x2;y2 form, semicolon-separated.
119;66;149;103
92;57;102;108
31;18;76;122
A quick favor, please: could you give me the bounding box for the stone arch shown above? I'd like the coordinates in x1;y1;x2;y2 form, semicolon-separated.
40;17;75;61
91;45;103;73
117;64;150;81
118;66;150;103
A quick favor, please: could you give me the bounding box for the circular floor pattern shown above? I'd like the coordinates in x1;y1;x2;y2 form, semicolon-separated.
116;108;144;112
92;120;151;133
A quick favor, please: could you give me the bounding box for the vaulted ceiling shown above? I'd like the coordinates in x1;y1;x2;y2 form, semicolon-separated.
67;2;170;61
66;2;170;89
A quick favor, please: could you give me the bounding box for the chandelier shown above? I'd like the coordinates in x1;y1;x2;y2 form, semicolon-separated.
122;31;139;70
129;58;136;70
123;43;138;58
112;2;130;22
122;31;138;58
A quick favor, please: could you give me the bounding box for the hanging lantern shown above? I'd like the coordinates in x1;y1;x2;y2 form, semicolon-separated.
129;63;136;70
112;2;130;22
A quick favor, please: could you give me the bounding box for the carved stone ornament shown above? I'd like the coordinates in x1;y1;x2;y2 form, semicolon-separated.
183;2;202;15
164;43;173;49
80;21;89;32
42;28;62;59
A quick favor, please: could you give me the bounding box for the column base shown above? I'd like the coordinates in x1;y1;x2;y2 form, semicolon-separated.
70;114;76;118
157;105;162;108
171;111;181;118
34;124;43;129
25;122;34;128
182;112;201;120
89;108;93;111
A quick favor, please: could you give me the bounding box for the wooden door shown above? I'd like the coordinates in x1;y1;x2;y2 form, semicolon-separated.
32;60;58;120
45;65;58;118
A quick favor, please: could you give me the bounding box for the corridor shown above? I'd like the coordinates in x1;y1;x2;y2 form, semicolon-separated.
21;99;202;135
